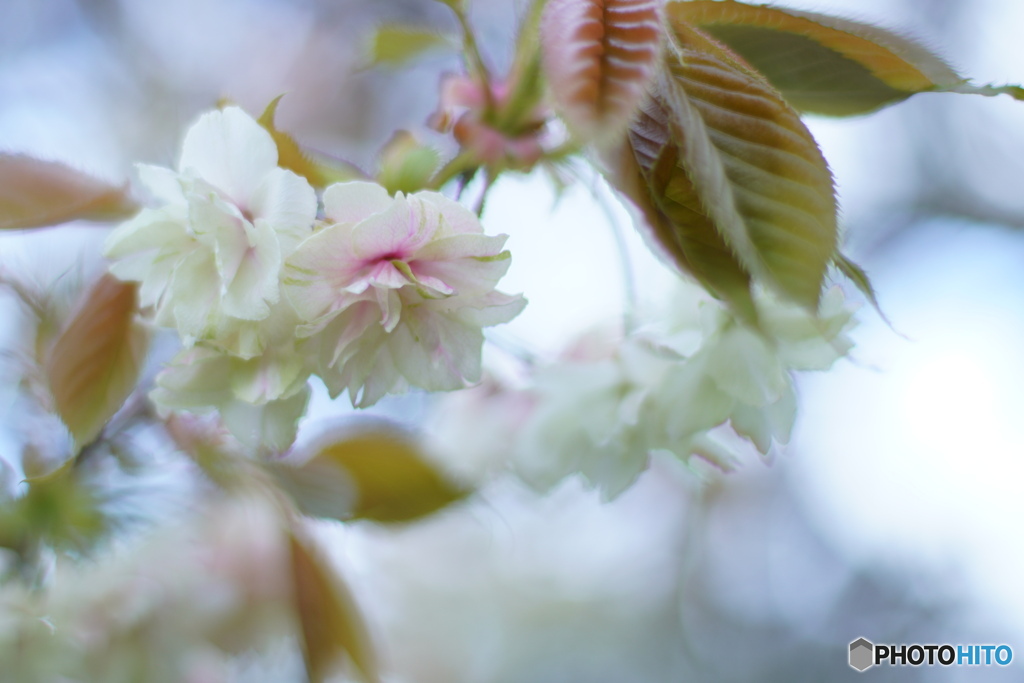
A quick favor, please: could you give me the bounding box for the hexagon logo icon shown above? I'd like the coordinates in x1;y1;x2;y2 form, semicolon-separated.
850;637;875;672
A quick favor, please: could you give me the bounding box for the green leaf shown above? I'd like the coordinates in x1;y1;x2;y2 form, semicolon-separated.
652;22;838;310
289;529;379;683
0;155;138;230
46;275;147;449
667;0;1024;116
620;98;759;324
289;425;468;524
368;25;455;68
258;96;366;189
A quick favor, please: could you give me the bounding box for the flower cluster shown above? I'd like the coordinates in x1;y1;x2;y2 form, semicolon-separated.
105;107;524;449
431;284;857;500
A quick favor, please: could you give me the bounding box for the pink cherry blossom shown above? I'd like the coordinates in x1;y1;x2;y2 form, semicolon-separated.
284;181;525;407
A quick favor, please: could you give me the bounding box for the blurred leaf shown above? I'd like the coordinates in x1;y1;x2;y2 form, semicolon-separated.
835;252;892;326
377;131;442;195
668;1;1024;116
541;0;663;141
258;96;366;189
0;154;138;230
294;426;468;524
163;413;248;489
289;529;379;683
268;457;355;522
650;22;838;310
46;274;148;448
494;0;548;134
0;469;106;556
368;25;455;68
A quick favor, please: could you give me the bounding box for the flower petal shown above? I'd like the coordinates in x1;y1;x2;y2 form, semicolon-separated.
730;383;797;454
348;194;434;260
451;291;526;327
323;181;393;225
249;167;317;256
137;163;186;205
221;218;282;321
167;250;222;343
418;191;485;235
220;384;310;452
150;348;234;409
284;223;363;323
230;349;310;404
703;326;789;406
179;106;278;206
103;206;190;260
412;233;508;263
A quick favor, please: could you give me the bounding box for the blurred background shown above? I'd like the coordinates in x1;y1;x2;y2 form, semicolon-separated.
3;0;1024;680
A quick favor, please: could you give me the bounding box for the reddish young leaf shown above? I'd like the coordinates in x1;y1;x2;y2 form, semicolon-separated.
289;529;379;683
46;274;148;447
541;0;664;140
668;0;1024;116
0;155;137;230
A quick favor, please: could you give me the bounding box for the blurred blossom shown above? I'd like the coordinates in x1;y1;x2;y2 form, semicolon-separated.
0;496;296;683
150;345;311;453
431;282;857;500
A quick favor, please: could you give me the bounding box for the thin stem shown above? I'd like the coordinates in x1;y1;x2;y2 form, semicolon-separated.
473;168;496;217
589;168;639;334
431;152;476;191
486;329;541;368
451;4;494;112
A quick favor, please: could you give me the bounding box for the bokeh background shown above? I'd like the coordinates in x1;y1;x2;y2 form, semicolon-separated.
3;0;1024;680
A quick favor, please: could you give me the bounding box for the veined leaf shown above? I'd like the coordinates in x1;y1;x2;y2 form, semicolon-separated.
290;425;468;524
289;529;379;683
46;274;147;448
667;0;1024;116
541;0;664;140
623;96;758;322
650;22;838;309
0;155;138;230
258;97;366;189
369;25;455;68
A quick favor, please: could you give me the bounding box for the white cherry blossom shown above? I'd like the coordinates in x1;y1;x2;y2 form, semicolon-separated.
104;106;317;356
475;284;860;500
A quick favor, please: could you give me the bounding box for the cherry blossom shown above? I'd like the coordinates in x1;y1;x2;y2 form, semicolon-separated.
104;106;317;356
284;181;525;407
